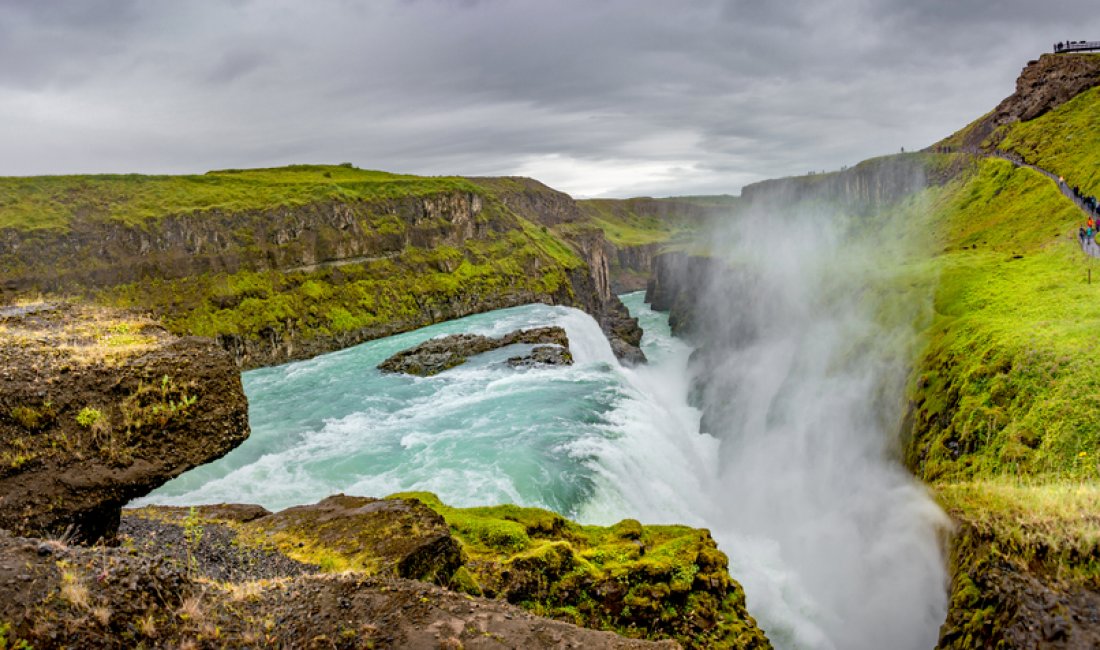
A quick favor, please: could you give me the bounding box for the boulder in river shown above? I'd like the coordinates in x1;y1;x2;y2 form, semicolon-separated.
378;325;571;376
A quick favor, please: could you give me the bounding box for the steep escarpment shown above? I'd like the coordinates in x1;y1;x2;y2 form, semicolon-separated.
0;302;249;542
937;53;1100;153
578;195;735;293
739;152;933;210
935;483;1100;649
0;165;645;368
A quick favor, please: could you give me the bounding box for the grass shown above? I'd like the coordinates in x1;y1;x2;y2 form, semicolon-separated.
935;479;1100;582
906;156;1100;482
575;197;720;247
0;164;482;231
998;84;1100;199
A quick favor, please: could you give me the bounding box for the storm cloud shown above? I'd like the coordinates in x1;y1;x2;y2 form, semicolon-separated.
2;0;1098;196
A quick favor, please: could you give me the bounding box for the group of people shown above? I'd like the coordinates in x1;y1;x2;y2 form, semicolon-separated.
1062;176;1100;245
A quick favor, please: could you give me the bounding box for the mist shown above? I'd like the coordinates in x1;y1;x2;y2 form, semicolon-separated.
680;170;950;648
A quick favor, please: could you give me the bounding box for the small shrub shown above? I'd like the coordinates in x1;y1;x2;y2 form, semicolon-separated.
10;405;45;431
76;407;104;429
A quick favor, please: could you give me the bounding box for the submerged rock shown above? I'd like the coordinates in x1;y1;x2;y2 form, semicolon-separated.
0;303;250;543
378;325;571;376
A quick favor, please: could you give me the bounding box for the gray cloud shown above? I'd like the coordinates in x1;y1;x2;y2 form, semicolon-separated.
2;0;1099;196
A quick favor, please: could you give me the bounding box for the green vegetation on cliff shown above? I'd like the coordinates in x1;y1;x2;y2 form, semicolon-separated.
0;164;479;231
390;492;770;649
998;84;1100;198
101;224;582;352
908;156;1100;483
576;196;732;247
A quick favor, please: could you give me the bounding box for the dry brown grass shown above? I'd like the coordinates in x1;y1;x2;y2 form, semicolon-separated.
139;613;158;639
91;606;111;626
227;580;265;603
59;570;90;610
176;595;204;623
1;302;162;366
936;478;1100;579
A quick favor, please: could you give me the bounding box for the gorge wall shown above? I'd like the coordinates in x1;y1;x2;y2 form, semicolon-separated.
0;168;644;368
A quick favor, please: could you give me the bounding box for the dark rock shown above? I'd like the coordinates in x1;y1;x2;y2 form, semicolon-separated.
380;326;571;376
0;303;250;544
245;494;464;584
0;528;672;649
507;345;573;368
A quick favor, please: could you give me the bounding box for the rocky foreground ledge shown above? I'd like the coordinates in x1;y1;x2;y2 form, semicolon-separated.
0;493;771;649
0;302;249;543
0;303;769;648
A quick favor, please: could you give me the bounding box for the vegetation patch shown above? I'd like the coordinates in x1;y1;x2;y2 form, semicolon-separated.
997;84;1100;198
0;164;483;231
906;156;1100;482
389;492;770;649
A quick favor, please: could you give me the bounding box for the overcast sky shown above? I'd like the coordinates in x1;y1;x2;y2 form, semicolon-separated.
2;1;1099;197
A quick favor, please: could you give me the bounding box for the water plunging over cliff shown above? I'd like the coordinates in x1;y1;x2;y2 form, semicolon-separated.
144;278;947;648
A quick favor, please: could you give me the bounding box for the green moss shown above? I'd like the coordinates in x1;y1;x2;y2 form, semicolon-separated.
95;219;584;357
906;157;1100;482
997;83;1100;199
388;492;770;649
0;165;483;231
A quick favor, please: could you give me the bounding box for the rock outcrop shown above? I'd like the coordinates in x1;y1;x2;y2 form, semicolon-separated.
0;168;648;368
0;528;674;649
739;153;931;211
0;303;249;543
378;326;571;376
939;53;1100;152
507;345;572;368
936;508;1100;650
115;492;771;649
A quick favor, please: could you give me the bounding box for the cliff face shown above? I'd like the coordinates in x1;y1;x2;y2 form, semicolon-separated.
938;53;1100;152
739;153;930;210
0;193;492;293
0;170;646;368
0;302;249;542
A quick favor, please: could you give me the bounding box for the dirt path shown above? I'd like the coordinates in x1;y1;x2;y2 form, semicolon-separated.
985;149;1100;258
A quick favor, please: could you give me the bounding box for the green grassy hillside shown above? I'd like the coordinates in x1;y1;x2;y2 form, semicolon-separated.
0;164;483;231
998;84;1100;198
576;196;734;247
909;156;1099;482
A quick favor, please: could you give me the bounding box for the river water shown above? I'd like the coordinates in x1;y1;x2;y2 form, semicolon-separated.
139;289;946;649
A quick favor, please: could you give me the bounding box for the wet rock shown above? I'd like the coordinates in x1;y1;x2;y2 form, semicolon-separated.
379;326;571;376
507;345;573;368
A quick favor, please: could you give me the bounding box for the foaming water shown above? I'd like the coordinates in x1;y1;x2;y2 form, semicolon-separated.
139;303;634;516
142;282;947;647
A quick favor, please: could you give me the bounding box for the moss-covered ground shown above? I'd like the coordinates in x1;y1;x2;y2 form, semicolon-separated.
575;196;729;247
0;164;480;231
389;492;770;649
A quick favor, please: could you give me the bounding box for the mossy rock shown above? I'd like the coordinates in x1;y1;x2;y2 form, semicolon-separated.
390;492;771;649
241;494;464;583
